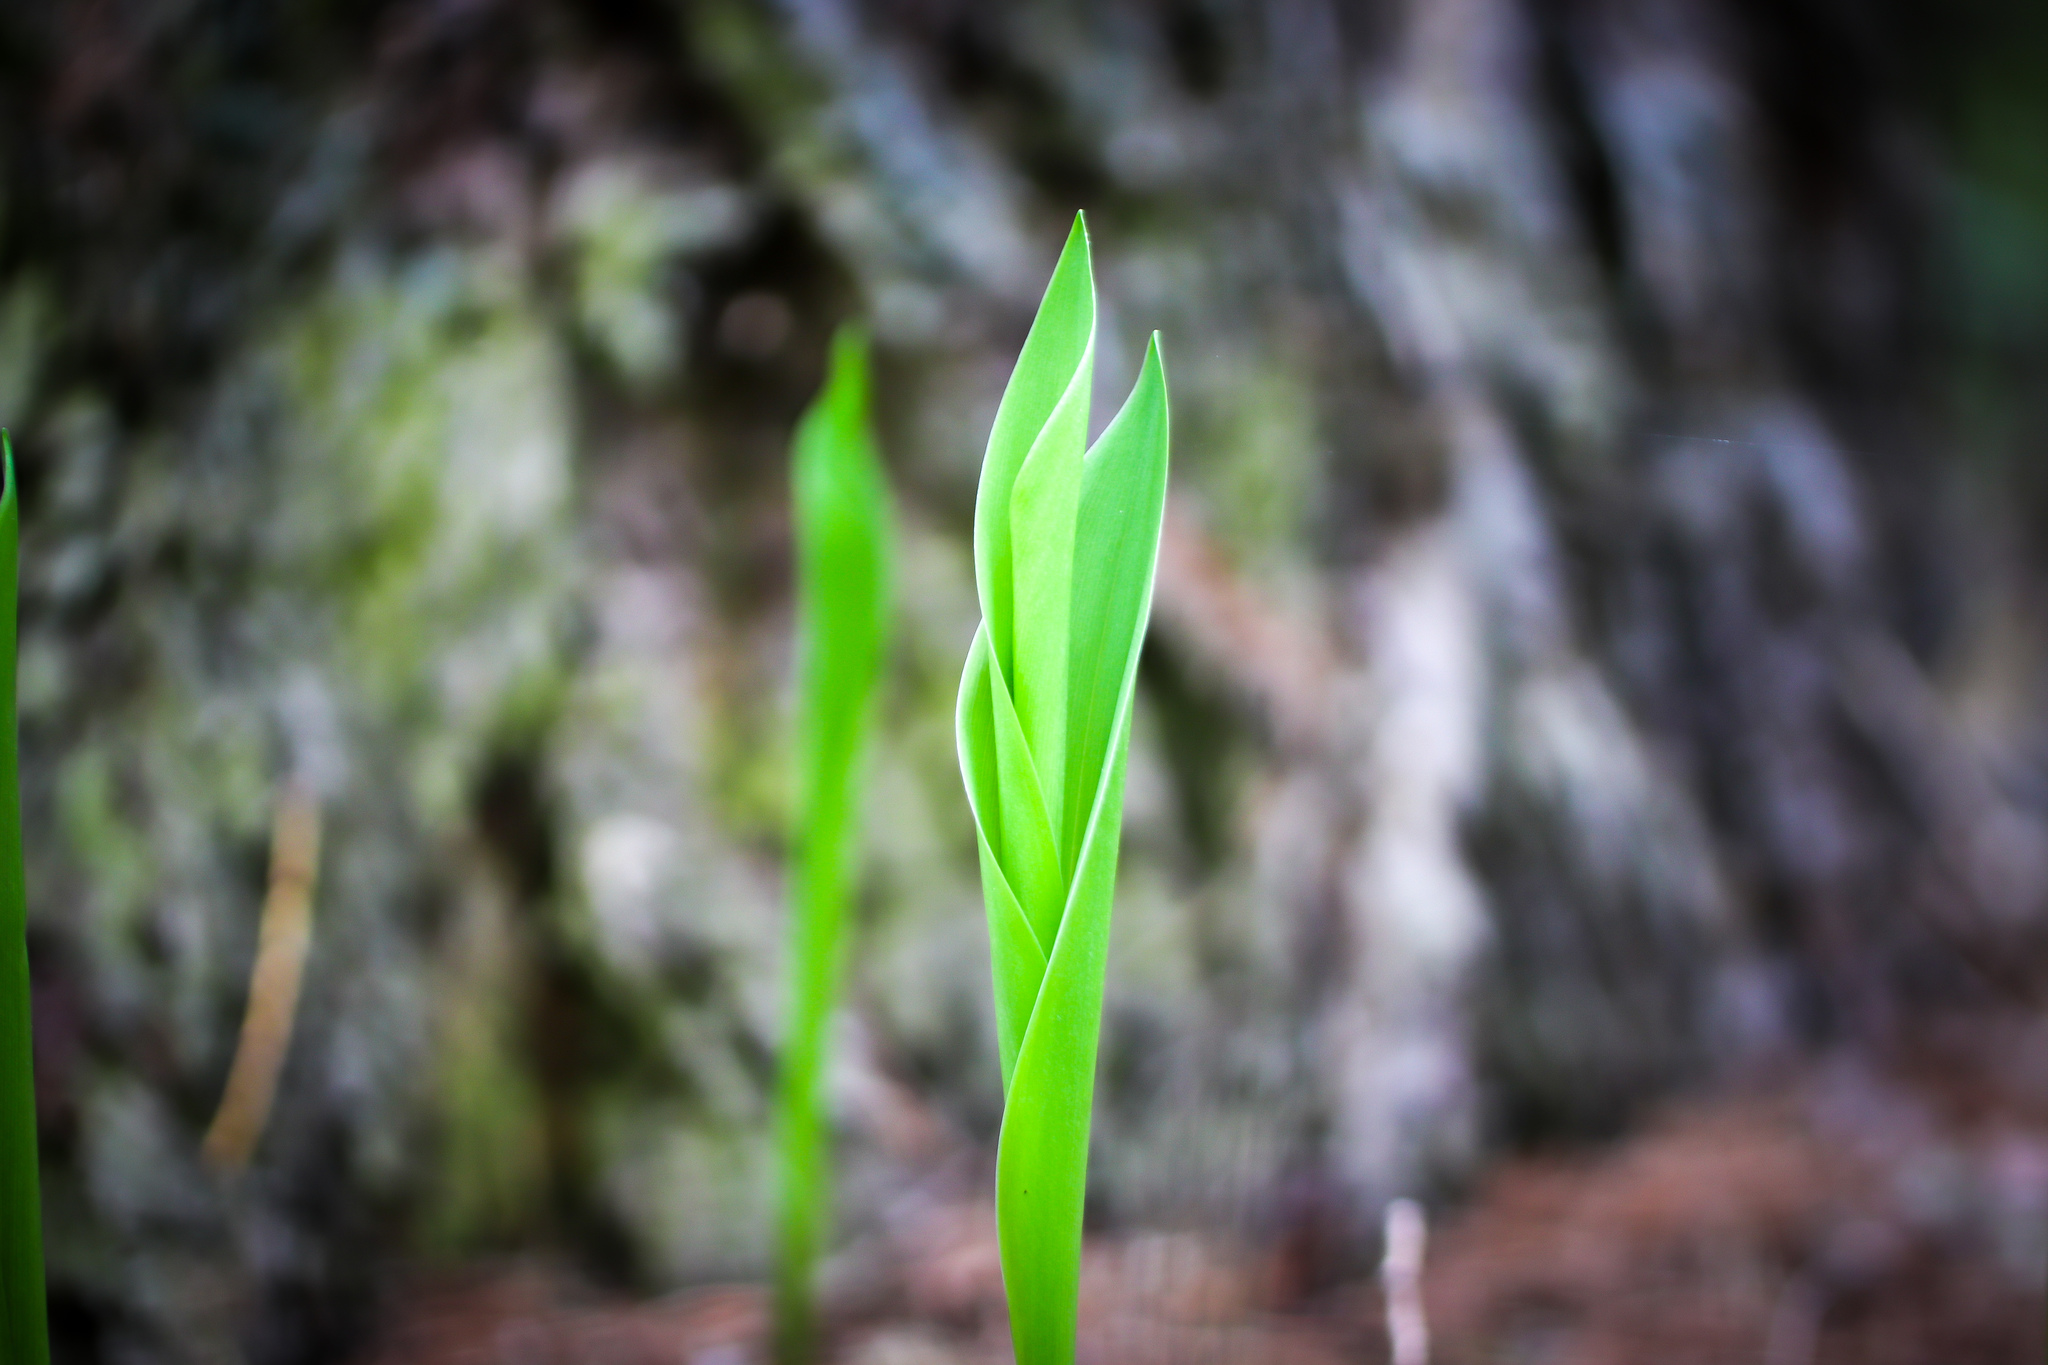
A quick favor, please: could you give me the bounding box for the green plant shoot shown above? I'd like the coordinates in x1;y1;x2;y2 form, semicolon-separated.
0;434;46;1365
955;216;1170;1365
772;330;893;1365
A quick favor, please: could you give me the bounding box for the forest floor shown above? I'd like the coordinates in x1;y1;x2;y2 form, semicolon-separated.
353;1014;2048;1365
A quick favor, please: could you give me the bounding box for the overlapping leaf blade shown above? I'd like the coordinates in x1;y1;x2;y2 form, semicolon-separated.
1060;338;1169;872
956;626;1047;1086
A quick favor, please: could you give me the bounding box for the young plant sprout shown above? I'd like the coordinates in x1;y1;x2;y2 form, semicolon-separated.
771;331;893;1365
955;216;1169;1365
0;434;47;1365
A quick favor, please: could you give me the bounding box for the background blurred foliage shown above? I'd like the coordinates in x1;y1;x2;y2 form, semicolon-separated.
0;1;2045;1361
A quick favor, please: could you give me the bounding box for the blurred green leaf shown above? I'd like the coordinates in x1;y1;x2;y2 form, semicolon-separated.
772;331;894;1365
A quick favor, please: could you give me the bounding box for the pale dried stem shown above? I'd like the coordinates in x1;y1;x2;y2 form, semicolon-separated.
1381;1198;1429;1365
203;784;321;1171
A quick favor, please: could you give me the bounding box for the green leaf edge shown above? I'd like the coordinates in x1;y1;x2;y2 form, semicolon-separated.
0;430;46;1365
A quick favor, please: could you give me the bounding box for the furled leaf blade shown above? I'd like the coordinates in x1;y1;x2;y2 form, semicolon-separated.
957;629;1050;1091
987;644;1065;953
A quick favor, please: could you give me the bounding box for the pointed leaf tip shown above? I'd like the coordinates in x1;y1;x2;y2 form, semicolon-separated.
1049;213;1093;294
825;325;870;414
973;208;1099;693
1139;333;1166;391
830;321;868;370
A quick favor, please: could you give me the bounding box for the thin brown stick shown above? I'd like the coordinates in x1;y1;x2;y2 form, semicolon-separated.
202;784;321;1171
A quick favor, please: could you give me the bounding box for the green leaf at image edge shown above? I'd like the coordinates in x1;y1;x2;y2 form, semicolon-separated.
0;432;48;1365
